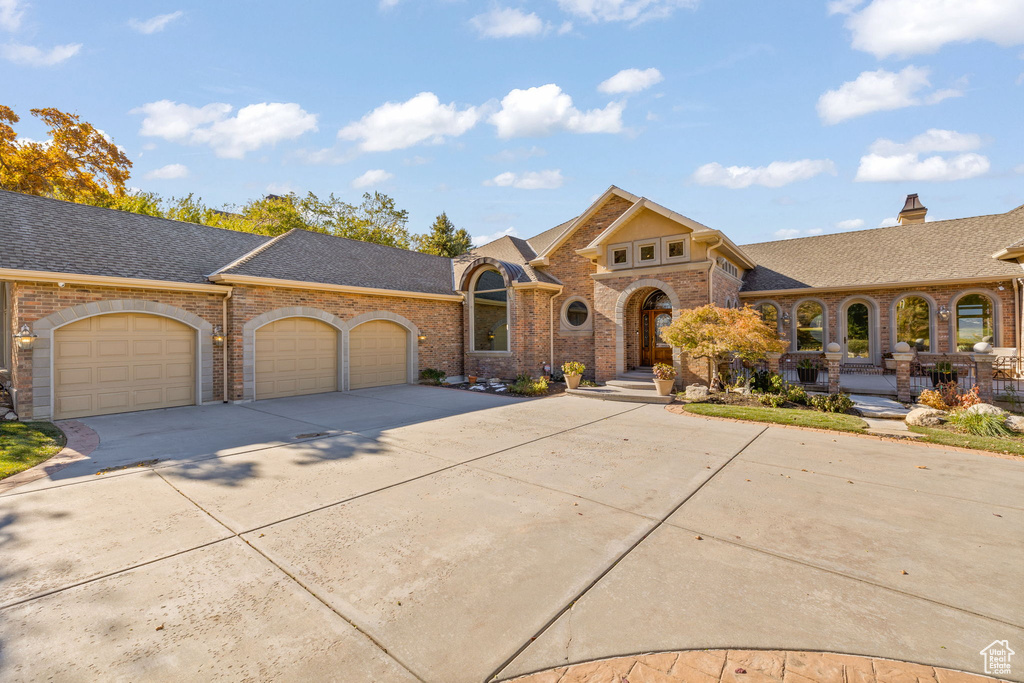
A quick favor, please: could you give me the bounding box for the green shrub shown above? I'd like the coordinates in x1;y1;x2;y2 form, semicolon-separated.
561;361;585;376
785;384;808;405
419;368;446;385
758;393;786;408
810;392;854;413
946;410;1013;437
750;370;780;394
508;375;549;396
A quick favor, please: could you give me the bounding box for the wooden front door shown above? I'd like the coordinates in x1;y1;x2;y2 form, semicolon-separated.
641;310;673;366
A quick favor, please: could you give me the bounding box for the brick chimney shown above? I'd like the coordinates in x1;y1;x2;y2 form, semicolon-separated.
897;193;927;224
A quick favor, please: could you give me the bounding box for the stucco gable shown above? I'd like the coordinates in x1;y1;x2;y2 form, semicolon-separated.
528;186;639;266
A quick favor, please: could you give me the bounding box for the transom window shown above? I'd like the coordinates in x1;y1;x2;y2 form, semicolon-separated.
472;268;508;351
796;301;824;351
955;293;994;351
643;292;672;310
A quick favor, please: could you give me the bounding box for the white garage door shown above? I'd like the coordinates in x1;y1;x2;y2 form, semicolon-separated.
54;313;196;419
255;317;338;399
349;320;408;390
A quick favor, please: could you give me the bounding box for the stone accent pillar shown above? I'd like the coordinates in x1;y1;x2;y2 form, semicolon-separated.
824;349;842;394
766;352;782;375
893;352;915;403
973;345;995;403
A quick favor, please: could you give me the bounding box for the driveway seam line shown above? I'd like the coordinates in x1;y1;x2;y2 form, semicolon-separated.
484;424;770;682
239;404;648;535
149;469;430;683
665;524;1024;630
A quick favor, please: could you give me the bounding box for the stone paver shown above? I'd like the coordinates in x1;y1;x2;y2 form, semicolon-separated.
508;651;1004;683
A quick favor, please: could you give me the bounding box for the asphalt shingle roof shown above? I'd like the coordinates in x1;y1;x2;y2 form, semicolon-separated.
219;228;456;295
455;235;562;289
0;190;270;284
740;206;1024;292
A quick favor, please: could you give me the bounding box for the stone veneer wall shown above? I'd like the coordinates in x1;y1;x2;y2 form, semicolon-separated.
226;284;463;400
9;281;225;419
742;280;1018;355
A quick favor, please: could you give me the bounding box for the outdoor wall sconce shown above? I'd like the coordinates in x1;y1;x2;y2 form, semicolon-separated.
487;333;495;340
781;312;791;325
938;305;950;321
417;333;427;343
212;325;226;347
14;323;37;351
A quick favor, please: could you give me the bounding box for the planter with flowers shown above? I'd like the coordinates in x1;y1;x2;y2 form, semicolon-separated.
652;362;677;396
562;361;586;390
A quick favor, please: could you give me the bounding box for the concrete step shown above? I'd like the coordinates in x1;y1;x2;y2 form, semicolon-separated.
605;378;657;390
566;385;673;404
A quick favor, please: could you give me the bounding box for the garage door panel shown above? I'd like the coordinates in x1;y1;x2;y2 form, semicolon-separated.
255;317;338;400
55;313;196;419
349;320;408;390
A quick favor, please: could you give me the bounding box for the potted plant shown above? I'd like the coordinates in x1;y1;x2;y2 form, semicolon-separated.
882;352;896;371
561;361;585;390
467;374;477;385
796;357;819;384
652;362;677;396
929;360;958;387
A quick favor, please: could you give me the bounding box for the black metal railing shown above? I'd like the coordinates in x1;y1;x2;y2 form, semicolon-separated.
909;354;975;397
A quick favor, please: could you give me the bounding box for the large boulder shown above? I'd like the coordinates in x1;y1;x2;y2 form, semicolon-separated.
685;384;710;401
906;407;946;427
1005;415;1024;434
965;403;1006;417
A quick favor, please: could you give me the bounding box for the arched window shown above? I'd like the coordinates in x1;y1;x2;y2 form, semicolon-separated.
796;301;824;351
643;292;672;310
472;268;508;351
754;302;779;333
955;293;994;351
895;296;931;351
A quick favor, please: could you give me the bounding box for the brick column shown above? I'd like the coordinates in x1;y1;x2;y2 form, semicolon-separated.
893;352;914;403
824;350;842;394
974;350;995;403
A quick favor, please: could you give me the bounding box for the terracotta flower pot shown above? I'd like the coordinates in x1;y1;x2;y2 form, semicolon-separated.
468;375;477;384
653;378;675;396
565;373;582;389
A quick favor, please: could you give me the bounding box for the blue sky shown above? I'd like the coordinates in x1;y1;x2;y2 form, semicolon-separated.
3;0;1023;246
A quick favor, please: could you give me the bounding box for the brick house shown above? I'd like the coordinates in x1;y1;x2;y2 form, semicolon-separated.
2;186;1023;420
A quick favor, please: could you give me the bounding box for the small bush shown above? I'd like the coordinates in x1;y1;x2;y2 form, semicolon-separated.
918;388;949;411
750;370;780;394
561;361;585;376
580;379;598;387
652;363;677;380
810;392;854;413
419;368;446;385
508;375;549;396
758;393;786;408
785;384;809;405
946;410;1013;437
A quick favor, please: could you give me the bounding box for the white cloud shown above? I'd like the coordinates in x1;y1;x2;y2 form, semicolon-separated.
817;66;962;125
488;146;547;162
404;155;431;166
133;100;318;159
774;218;864;240
379;0;400;8
774;229;801;238
484;169;564;189
338;92;479;152
879;217;899;227
472;226;519;246
843;0;1024;58
144;163;188;180
835;218;865;231
1;42;81;66
856;129;990;182
598;67;663;94
0;0;24;31
129;11;183;34
351;169;394;189
489;83;624;138
556;0;699;24
266;181;297;195
470;7;546;38
692;159;837;189
826;0;863;15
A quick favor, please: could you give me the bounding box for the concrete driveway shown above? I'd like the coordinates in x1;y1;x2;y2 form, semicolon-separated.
1;387;1022;682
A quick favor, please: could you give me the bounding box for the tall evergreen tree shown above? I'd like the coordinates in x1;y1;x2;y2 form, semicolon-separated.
416;212;473;257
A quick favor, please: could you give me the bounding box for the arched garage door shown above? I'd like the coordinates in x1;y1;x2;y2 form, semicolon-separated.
254;317;338;399
54;313;196;419
349;320;408;390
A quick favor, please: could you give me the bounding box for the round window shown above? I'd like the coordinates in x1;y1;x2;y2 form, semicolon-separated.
566;300;589;327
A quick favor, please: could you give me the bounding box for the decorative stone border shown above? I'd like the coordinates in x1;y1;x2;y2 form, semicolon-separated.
506;649;1004;683
30;300;214;420
0;419;99;494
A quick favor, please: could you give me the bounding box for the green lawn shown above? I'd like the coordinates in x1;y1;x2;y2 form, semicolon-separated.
908;425;1024;457
0;421;67;480
683;403;868;432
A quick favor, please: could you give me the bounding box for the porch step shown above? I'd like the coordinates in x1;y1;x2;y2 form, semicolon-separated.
566;384;673;404
606;378;656;390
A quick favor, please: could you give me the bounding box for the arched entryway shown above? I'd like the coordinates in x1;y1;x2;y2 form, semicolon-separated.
617;282;680;374
639;290;673;366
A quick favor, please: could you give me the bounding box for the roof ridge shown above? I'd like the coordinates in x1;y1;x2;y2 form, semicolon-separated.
208;229;293;277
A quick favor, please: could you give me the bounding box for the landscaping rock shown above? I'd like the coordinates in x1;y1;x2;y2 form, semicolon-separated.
965;403;1006;417
1006;415;1024;434
685;384;709;401
905;407;946;427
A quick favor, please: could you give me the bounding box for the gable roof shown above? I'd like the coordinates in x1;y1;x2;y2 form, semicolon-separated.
527;185;640;265
214;228;457;295
0;189;269;285
741;207;1024;293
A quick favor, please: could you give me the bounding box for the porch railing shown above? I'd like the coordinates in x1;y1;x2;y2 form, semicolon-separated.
909;353;975;397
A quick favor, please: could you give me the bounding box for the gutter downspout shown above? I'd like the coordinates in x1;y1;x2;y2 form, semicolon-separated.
550;286;564;375
705;237;724;385
1015;277;1022;356
223;288;232;403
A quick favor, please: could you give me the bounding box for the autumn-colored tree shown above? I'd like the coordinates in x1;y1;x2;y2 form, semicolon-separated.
661;304;788;387
0;105;132;202
415;212;472;257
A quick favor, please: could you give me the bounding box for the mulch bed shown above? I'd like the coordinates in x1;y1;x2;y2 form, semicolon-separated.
429;379;567;398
